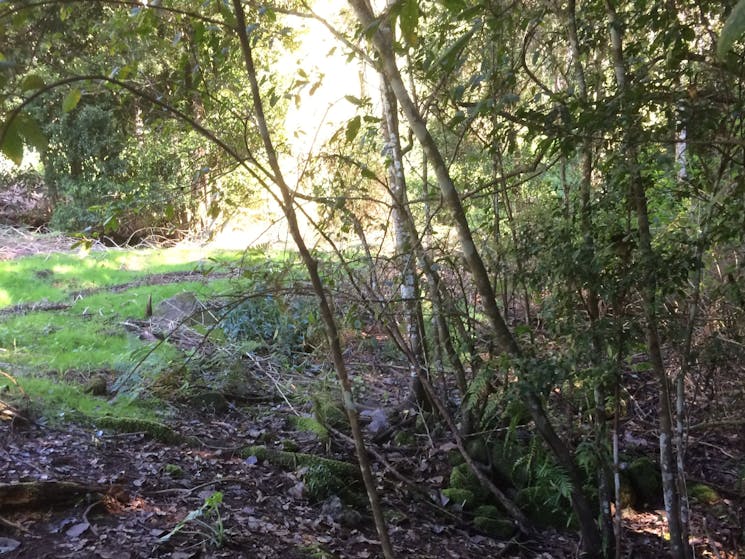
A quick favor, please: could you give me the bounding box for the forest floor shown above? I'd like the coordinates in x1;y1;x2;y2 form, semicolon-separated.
0;226;743;558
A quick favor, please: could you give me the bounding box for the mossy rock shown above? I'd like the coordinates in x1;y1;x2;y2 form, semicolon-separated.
688;483;721;506
96;416;197;446
288;415;329;442
626;456;661;508
311;393;348;431
441;488;478;509
473;515;516;538
449;463;481;493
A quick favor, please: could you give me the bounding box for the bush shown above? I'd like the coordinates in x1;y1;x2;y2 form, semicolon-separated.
222;294;319;359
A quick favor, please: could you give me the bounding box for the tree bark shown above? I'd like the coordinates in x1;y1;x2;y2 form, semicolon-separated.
604;1;690;556
231;3;394;557
345;1;602;554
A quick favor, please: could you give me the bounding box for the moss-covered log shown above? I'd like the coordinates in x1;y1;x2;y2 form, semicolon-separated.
241;445;359;479
96;416;199;446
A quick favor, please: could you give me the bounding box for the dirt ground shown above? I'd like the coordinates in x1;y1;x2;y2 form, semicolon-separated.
1;402;533;559
1;227;743;558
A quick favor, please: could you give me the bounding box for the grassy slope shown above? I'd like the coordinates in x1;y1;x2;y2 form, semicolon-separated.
0;243;250;421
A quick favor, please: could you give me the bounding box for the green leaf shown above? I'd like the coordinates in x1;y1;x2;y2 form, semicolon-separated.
20;74;45;92
344;95;365;106
16;114;47;152
1;117;23;165
433;29;475;74
438;0;467;14
344;115;361;143
62;89;82;113
399;0;419;46
718;0;745;59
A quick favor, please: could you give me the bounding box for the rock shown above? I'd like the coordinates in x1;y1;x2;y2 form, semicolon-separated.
626;456;662;508
153;292;200;325
449;463;481;493
84;374;108;396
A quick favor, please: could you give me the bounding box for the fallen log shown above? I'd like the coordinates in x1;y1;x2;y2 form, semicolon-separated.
0;481;105;510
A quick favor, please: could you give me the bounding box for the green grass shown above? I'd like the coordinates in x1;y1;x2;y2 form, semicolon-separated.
0;242;273;424
0;239;318;428
0;245;246;308
0;375;162;424
0;278;247;372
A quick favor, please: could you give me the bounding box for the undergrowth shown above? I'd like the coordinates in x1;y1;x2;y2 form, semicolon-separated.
0;241;326;426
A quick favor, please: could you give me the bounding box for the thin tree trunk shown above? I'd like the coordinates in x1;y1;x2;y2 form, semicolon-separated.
604;1;689;556
346;1;602;554
566;0;614;549
231;3;394;557
380;72;429;409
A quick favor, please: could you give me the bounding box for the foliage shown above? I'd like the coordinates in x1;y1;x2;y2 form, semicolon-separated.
2;0;744;552
158;491;226;548
221;292;319;360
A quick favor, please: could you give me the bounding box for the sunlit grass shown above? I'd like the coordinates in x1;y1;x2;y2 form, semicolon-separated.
0;241;303;425
0;246;246;308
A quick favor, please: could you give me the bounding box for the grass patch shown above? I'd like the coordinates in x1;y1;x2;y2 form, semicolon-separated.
0;245;246;308
1;375;161;424
0;240;312;425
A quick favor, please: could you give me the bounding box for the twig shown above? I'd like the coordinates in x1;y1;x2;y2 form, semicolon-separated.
689;417;745;431
82;500;103;536
145;476;244;497
688;438;738;460
0;514;30;533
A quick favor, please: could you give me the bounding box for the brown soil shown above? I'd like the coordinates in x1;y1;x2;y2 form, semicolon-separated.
0;227;743;558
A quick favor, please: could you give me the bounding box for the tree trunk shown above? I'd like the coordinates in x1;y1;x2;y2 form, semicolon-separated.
231;3;394;557
346;1;602;554
379;72;429;409
604;1;690;556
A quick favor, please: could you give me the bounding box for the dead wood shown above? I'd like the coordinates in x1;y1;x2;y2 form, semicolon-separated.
0;481;115;510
